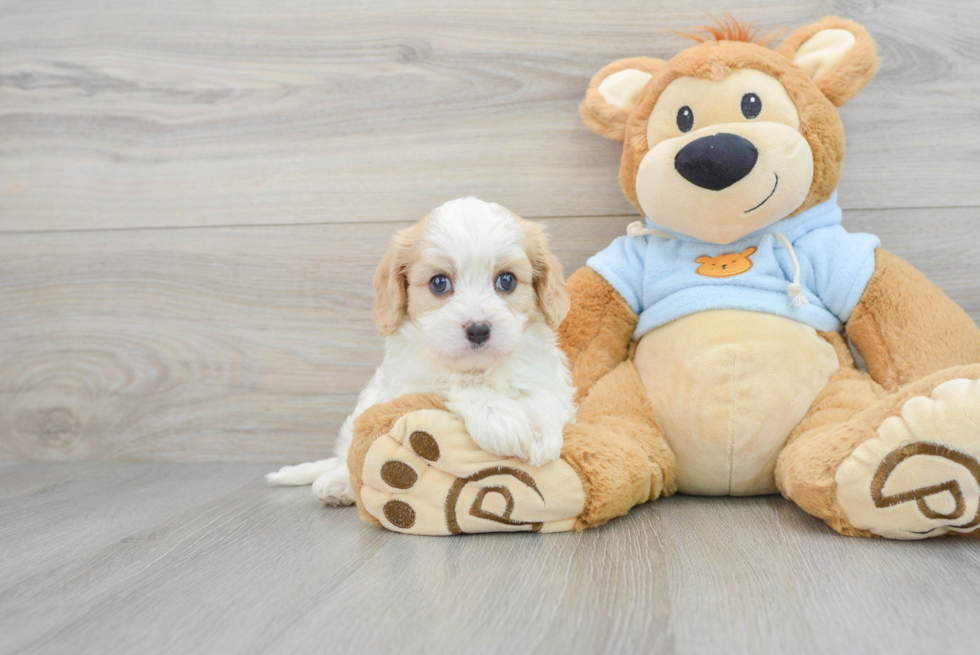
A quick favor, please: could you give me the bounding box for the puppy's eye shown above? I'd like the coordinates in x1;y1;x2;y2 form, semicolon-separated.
494;272;517;293
429;275;452;295
741;93;762;119
676;106;694;133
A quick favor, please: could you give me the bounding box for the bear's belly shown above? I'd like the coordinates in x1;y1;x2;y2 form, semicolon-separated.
634;310;840;496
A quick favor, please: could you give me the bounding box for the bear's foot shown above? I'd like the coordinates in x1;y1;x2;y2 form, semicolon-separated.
836;378;980;540
357;409;586;535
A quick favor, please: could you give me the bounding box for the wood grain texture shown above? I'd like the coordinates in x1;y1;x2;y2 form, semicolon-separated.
0;462;273;590
1;0;979;232
2;462;979;655
1;208;977;463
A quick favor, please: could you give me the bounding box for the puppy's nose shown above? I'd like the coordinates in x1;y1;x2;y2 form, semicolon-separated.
464;322;491;345
674;133;758;191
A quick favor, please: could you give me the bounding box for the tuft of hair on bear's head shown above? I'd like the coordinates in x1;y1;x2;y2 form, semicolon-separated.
672;12;786;48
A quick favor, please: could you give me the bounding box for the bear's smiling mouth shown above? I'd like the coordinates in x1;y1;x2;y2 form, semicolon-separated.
744;173;779;213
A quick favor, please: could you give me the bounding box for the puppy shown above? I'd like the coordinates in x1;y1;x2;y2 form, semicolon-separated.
267;197;576;505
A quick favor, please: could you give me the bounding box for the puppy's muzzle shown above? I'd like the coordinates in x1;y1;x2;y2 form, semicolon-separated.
464;322;491;346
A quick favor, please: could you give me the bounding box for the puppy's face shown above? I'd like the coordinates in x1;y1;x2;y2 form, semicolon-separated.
373;198;568;371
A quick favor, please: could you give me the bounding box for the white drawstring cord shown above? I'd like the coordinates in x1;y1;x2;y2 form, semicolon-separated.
626;221;676;239
772;231;809;307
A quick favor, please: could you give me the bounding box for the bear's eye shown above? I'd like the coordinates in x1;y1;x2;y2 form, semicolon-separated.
741;93;762;119
429;275;452;295
495;272;517;293
676;106;694;133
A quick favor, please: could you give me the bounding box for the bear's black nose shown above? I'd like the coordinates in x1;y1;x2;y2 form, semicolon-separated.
465;322;491;345
674;133;758;191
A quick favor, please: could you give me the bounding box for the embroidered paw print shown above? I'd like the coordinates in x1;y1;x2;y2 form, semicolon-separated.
836;378;980;539
695;246;757;278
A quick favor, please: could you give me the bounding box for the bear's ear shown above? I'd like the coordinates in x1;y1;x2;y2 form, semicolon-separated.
695;256;711;264
777;16;880;106
741;246;758;257
580;57;668;141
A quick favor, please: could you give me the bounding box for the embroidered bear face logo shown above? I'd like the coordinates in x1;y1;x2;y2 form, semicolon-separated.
695;246;757;277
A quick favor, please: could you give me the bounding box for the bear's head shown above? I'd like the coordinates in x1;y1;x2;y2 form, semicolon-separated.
581;15;880;245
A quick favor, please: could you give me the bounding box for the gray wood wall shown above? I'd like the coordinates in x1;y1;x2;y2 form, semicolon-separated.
2;0;978;463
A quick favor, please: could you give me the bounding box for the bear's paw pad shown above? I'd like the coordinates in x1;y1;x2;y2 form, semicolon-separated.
836;378;980;539
359;409;585;535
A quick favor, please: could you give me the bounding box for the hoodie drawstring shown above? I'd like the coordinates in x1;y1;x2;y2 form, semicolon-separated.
625;222;809;308
772;232;808;307
626;221;675;239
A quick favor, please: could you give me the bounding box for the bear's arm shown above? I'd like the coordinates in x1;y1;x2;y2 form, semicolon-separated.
846;248;980;391
558;267;639;402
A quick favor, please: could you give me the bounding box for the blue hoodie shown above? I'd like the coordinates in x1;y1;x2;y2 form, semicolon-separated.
586;192;880;340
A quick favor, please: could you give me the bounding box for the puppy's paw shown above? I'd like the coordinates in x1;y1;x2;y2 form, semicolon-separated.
525;402;569;467
526;427;564;467
461;400;535;462
312;460;356;506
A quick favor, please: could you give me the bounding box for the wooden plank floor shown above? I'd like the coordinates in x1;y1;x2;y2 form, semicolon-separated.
1;462;978;655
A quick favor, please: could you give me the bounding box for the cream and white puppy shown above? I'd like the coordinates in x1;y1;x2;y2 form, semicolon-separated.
266;197;576;505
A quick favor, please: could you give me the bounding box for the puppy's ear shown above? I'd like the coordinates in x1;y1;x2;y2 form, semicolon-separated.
777;16;880;106
524;221;570;329
372;223;421;337
580;57;667;141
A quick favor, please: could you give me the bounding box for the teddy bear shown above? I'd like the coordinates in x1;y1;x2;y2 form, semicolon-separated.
343;16;980;540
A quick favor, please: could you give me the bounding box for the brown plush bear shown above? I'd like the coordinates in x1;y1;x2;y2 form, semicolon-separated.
346;16;980;539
